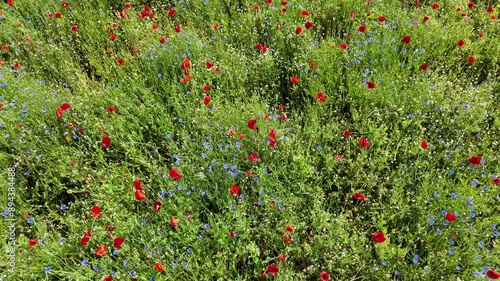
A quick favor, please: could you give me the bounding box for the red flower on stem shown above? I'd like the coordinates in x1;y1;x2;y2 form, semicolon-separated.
101;136;111;148
113;237;124;248
96;244;108;257
81;231;91;246
372;232;386;243
230;184;241;196
90;205;101;217
445;212;456;222
169;168;182;180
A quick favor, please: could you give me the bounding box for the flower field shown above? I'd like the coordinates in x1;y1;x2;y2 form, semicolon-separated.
0;0;500;280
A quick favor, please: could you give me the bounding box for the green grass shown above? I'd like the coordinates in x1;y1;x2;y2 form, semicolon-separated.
0;0;500;280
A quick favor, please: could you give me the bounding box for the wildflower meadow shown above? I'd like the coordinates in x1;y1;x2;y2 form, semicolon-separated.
0;0;499;280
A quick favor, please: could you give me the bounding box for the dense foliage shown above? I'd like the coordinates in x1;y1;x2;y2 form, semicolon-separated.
0;0;499;280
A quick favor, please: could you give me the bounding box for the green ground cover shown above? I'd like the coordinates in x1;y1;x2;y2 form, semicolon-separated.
0;0;500;280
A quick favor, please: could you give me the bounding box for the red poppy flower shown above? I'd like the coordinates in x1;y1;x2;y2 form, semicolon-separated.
250;152;259;162
421;139;428;150
169;168;182;180
55;11;61;18
170;217;178;228
60;103;71;110
107;106;115;113
48;12;53;18
13;62;21;68
278;254;287;263
28;238;38;247
285;223;294;233
117;58;125;67
372;231;386;243
168;9;176;16
155;263;164;273
310;61;317;68
305;21;313;29
90;205;101;217
295;27;303;35
492;178;500;185
71;25;78;32
457;39;465;47
401;36;411;44
1;45;8;51
101;136;111;148
96;244;108;257
340;43;348;50
109;34;117;41
445;212;457;222
62;2;69;8
320;271;330;281
283;235;292;244
358;25;367;32
343;129;351;138
367;81;376;89
248;119;257;130
203;85;210;92
81;231;91;246
467;1;474;8
487;6;494;13
181;58;191;69
7;0;14;6
468;156;482;165
230;184;240;196
468;56;476;64
290;76;299;84
420;64;429;71
267;265;279;275
432;3;439;9
113;237;124;248
315;92;326;102
134;179;143;190
353;192;365;201
135;190;146;200
349;11;355;18
487;270;500;279
55;107;64;118
154;200;162;212
456;7;461;12
203;96;211;105
206;61;214;69
152;23;159;30
103;276;113;281
268;137;278;147
300;10;309;16
423;15;430;22
269;128;277;138
359;137;371;148
175;25;181;33
124;2;131;9
378;16;386;22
